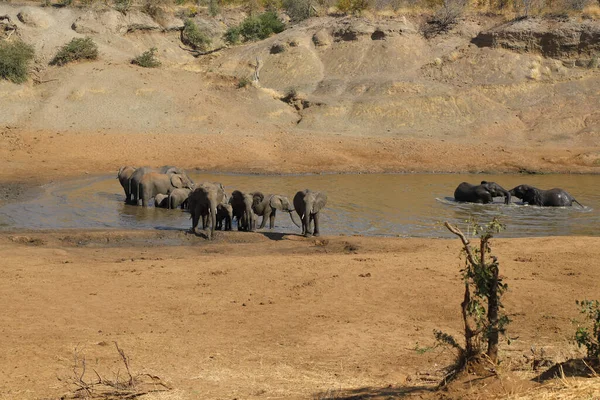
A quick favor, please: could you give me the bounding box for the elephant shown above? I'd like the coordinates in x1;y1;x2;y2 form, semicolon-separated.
138;172;194;207
252;192;302;229
188;182;225;239
154;193;169;208
168;188;192;209
453;181;511;205
216;201;233;231
117;166;136;204
293;189;327;237
128;166;194;205
230;190;255;232
509;185;583;207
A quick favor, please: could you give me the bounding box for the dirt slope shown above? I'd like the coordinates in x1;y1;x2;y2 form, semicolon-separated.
1;5;600;179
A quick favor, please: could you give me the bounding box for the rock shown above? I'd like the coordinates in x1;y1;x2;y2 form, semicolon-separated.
72;10;125;34
473;17;600;60
123;11;162;33
17;7;53;29
72;9;161;34
333;20;374;41
159;14;184;32
312;29;331;47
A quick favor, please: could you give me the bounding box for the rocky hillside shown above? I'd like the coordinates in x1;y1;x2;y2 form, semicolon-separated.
1;3;600;174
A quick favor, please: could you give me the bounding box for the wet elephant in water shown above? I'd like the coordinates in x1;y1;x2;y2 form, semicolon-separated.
252;192;301;229
128;166;193;205
293;189;327;237
454;181;511;205
230;190;255;232
138;172;194;207
509;185;583;207
168;188;192;209
117;166;136;204
188;182;225;239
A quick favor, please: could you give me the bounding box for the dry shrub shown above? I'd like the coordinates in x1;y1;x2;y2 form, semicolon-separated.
59;342;171;399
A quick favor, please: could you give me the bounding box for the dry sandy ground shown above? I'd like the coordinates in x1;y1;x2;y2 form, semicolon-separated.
2;128;600;186
1;230;599;399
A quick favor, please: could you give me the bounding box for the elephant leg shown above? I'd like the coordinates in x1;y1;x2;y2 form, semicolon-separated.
202;214;208;229
191;212;200;233
259;211;269;229
313;213;320;237
269;209;276;229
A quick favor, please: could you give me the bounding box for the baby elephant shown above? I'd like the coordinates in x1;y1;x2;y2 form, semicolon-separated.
154;193;169;208
168;188;192;209
509;185;583;207
454;181;511;205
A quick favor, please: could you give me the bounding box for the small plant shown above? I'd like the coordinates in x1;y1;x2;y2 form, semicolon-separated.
237;76;251;88
423;0;467;38
0;40;35;84
181;19;212;51
132;47;161;68
283;0;316;21
113;0;131;13
224;26;241;44
574;299;600;359
209;0;220;16
50;37;98;66
438;218;510;379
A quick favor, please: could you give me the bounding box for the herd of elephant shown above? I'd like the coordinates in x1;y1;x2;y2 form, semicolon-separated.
117;166;328;239
454;181;584;207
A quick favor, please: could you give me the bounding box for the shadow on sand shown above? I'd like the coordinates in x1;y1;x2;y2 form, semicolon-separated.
314;385;435;399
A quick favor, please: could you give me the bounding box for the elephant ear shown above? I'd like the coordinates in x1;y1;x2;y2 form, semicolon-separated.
251;192;265;206
170;174;184;188
270;195;290;211
312;192;328;213
117;166;125;178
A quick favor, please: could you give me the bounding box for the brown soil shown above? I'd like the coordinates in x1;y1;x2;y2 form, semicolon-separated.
1;230;599;399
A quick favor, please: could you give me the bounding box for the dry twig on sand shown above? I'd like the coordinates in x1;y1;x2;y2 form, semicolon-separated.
59;342;171;399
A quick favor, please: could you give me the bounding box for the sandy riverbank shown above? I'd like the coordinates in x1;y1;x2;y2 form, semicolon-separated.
1;230;598;399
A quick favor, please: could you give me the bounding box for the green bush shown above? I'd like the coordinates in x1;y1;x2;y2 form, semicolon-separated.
113;0;132;13
226;11;285;44
0;40;35;84
131;47;161;68
574;299;600;359
50;37;98;66
224;26;241;44
182;19;212;51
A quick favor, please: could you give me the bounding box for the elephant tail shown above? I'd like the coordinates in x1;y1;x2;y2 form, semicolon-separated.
288;211;302;228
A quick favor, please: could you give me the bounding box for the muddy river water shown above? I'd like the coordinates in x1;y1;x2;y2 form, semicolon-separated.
0;173;598;238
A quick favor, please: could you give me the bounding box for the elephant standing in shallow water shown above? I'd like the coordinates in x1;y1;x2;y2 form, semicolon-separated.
454;181;511;205
230;190;255;232
509;185;583;207
293;189;327;237
188;182;225;239
252;192;302;229
138;172;194;207
117;166;136;204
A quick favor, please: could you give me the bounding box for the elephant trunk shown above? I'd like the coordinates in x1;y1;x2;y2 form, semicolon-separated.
502;189;511;205
288;210;302;228
167;192;173;209
304;199;312;236
210;200;217;239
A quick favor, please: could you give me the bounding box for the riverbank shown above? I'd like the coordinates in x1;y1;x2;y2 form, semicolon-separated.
1;230;598;399
1;129;600;188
